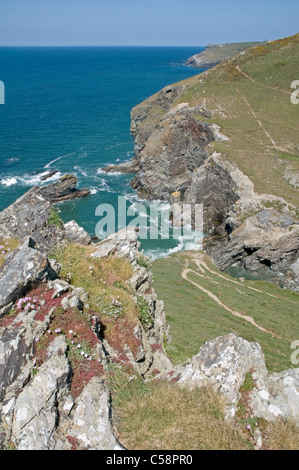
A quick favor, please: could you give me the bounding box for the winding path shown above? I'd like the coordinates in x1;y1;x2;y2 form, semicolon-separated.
181;255;283;340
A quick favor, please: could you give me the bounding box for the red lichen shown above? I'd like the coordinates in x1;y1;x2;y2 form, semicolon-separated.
70;358;105;400
66;435;80;451
103;316;142;361
150;343;163;353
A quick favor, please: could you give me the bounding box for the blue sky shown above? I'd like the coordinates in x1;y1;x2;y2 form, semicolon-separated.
1;0;298;46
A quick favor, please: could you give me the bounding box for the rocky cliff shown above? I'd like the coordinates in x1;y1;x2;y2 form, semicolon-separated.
0;186;171;450
0;182;298;450
186;41;265;68
103;33;299;291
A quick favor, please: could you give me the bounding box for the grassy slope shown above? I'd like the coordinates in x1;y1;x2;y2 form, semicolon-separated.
152;251;299;373
189;41;265;64
136;33;299;209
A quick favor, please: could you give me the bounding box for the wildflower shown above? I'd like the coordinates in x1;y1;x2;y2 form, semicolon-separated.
69;330;74;334
246;425;251;430
35;337;39;343
55;328;61;334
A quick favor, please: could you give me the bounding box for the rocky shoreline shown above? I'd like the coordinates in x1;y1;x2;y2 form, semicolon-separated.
185;41;265;68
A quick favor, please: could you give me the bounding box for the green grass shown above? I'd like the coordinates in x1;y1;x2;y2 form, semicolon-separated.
111;366;252;450
152;251;299;372
0;238;19;267
48;207;63;228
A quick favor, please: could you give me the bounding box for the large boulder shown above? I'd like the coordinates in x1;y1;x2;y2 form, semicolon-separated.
171;334;267;419
64;220;91;245
168;334;299;424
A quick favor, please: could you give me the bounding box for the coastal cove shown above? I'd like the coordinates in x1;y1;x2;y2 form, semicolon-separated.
0;46;205;259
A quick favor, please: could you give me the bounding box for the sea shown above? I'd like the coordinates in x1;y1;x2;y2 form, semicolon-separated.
0;47;205;259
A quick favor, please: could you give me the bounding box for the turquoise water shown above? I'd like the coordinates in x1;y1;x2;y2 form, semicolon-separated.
0;47;205;258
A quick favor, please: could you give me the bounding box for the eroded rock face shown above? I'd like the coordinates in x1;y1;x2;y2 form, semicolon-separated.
204;210;299;290
64;377;122;450
167;334;299;424
131;115;214;202
64;220;91;246
171;334;268;419
11;337;70;450
0;237;50;315
0;189;65;254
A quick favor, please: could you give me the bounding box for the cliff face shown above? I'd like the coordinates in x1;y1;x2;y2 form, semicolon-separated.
111;34;299;290
0;187;171;450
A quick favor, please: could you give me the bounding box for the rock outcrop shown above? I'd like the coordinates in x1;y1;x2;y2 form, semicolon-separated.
0;189;66;254
36;175;90;203
185;42;265;68
0;202;171;449
204;209;299;291
0;187;298;449
166;334;299;424
0;237;55;316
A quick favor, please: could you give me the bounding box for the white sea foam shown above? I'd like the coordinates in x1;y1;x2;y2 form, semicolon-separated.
0;177;18;187
0;171;62;187
96;168;123;176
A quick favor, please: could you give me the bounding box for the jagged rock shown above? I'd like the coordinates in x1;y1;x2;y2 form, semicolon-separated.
0;328;31;401
10;337;71;450
166;334;299;424
36;175;90;203
184;154;239;231
48;279;70;299
0;237;49;315
131;114;214;201
92;226;140;264
249;369;299;423
61;292;84;311
0;188;65;254
102;160;139;174
64;377;122;450
204;210;299;290
64;220;91;245
171;334;268;419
